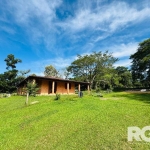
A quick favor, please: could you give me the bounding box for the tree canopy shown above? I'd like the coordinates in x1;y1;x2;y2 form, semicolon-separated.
67;51;118;89
0;54;30;93
115;66;132;88
44;65;59;77
1;54;22;93
130;38;150;87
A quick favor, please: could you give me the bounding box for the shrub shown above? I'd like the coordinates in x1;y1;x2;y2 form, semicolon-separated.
54;93;61;100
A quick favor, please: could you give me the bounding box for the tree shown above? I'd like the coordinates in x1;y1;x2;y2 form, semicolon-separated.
67;51;118;89
25;81;39;96
130;38;150;87
44;65;59;77
115;66;132;88
16;70;31;86
24;81;39;105
3;54;22;93
0;74;7;93
0;54;31;93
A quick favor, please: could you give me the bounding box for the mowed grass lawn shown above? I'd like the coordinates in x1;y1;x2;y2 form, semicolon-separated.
0;92;150;150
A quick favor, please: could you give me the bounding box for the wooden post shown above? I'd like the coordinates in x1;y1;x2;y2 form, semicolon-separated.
78;84;80;92
67;82;69;94
26;92;29;105
52;81;55;94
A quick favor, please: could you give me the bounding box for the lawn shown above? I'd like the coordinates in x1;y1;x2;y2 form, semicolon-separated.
0;92;150;150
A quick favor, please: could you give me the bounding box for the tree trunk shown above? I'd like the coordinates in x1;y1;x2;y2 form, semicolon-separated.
90;75;96;89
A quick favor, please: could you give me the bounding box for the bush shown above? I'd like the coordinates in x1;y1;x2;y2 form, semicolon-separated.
95;88;101;93
54;93;61;100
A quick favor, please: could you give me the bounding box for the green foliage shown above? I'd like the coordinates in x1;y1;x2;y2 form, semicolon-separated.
44;65;59;77
30;73;36;76
0;54;22;93
130;38;150;87
95;88;101;93
25;81;39;96
54;93;61;100
16;70;31;86
0;54;30;93
0;74;7;93
4;54;22;70
67;51;118;89
114;66;132;88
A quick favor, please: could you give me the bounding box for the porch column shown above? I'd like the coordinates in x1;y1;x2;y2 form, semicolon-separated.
87;84;90;91
78;84;80;92
87;84;90;93
67;82;69;94
32;79;36;84
52;81;55;94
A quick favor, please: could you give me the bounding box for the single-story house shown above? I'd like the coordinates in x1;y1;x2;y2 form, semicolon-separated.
17;75;90;95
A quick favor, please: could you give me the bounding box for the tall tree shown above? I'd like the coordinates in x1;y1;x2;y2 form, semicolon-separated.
130;38;150;87
44;65;59;77
4;54;22;70
3;54;22;93
0;54;30;93
67;51;118;89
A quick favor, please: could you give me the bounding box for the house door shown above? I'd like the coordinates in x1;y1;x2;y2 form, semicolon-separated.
54;82;57;93
49;81;57;94
49;81;52;94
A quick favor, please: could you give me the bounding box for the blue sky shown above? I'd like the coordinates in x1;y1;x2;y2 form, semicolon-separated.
0;0;150;75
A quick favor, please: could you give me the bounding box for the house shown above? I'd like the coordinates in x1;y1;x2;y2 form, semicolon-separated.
17;75;90;95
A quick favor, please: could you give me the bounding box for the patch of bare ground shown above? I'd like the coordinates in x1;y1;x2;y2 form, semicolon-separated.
100;97;121;100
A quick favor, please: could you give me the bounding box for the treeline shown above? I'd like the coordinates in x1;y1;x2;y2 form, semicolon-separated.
0;38;150;93
67;38;150;89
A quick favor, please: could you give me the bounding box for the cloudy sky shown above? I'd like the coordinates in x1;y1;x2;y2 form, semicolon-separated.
0;0;150;75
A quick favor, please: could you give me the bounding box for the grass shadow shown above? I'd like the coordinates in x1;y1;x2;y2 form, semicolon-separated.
117;92;150;104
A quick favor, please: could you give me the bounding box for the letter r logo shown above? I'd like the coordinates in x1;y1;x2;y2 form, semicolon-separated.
128;127;142;141
128;126;150;142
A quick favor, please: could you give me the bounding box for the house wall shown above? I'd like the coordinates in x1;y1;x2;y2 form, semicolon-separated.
40;80;49;94
56;81;75;94
17;78;80;95
39;80;75;95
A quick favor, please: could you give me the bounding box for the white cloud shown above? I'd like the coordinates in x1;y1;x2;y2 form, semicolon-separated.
60;1;150;34
110;42;138;58
9;0;62;25
1;0;150;59
4;0;150;51
30;56;76;73
6;0;62;49
0;26;15;34
110;42;139;68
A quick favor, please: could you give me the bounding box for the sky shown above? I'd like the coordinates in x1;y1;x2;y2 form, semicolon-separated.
0;0;150;76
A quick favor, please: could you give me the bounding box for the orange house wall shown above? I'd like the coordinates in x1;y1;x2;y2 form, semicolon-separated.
40;80;49;94
40;80;75;94
56;81;75;94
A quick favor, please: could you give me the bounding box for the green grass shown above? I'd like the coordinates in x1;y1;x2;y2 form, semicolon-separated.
0;92;150;150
